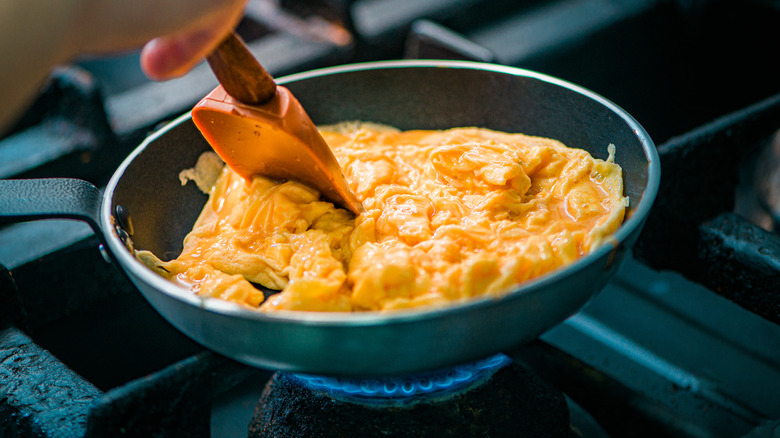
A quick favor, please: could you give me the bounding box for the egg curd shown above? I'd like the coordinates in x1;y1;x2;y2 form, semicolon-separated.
137;123;627;312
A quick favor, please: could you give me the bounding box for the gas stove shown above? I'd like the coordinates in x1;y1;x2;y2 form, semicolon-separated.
1;1;779;437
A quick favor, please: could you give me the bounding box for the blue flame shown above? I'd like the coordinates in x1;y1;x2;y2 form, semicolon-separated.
293;353;510;403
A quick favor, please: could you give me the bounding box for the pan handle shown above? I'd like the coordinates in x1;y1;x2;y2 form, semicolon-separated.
0;178;103;239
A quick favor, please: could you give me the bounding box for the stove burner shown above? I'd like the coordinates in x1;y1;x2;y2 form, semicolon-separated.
292;353;510;404
249;356;570;438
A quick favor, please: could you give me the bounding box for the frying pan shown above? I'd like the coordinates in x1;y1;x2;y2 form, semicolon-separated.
0;60;660;376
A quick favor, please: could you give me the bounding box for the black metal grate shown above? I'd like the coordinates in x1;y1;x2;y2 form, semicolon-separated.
635;94;780;324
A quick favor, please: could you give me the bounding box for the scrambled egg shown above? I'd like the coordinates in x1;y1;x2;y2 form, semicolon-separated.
137;124;627;312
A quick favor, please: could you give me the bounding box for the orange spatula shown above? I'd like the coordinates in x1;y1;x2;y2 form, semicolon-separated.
192;32;363;215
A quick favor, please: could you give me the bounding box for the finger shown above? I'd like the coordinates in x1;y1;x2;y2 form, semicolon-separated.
140;23;224;80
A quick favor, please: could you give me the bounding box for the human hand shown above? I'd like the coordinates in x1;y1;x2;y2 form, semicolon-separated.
69;0;247;79
0;0;246;134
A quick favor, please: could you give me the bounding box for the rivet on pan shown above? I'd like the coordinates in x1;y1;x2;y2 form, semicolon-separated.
115;226;134;253
114;204;134;236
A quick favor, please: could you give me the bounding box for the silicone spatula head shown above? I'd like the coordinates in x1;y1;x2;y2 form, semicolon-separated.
191;32;363;215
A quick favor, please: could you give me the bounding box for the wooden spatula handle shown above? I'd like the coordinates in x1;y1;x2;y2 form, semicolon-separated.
207;32;277;105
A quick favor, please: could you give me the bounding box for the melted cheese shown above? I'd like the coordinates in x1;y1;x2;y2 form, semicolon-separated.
138;125;627;312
